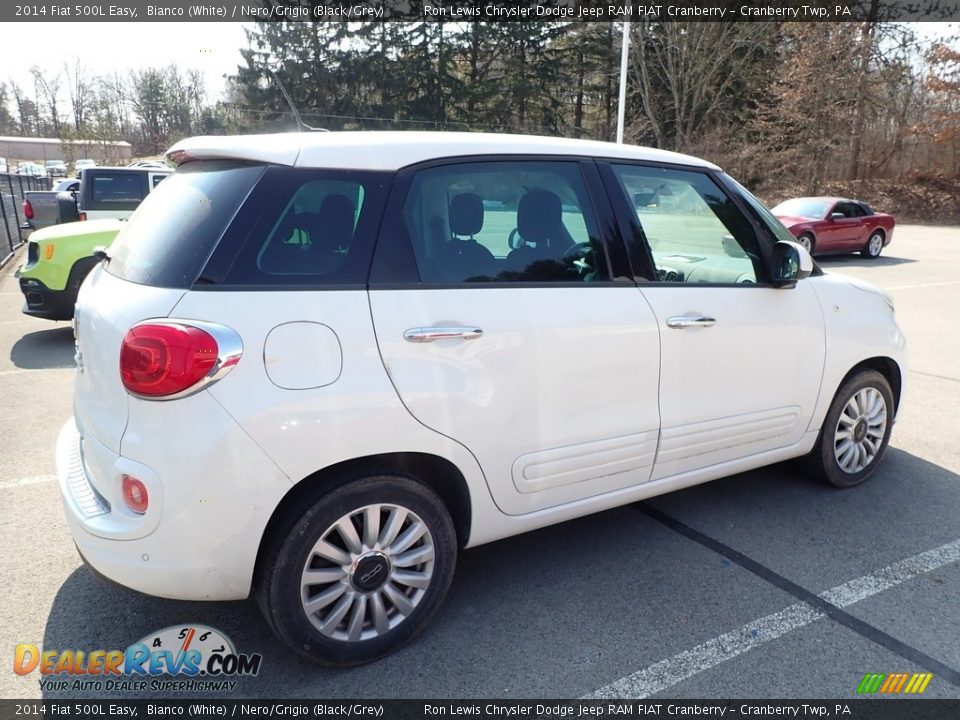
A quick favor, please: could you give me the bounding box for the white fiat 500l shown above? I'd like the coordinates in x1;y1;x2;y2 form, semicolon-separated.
59;132;906;666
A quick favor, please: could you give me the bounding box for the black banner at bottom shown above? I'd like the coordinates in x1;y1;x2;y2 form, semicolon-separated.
1;700;958;720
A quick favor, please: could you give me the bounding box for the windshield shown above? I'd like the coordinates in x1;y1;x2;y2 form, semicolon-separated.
106;160;264;288
771;198;830;219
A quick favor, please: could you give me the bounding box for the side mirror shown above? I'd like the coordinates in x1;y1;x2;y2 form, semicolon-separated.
829;212;845;221
772;240;813;288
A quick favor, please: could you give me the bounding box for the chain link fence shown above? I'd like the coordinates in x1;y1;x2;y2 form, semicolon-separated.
1;173;53;269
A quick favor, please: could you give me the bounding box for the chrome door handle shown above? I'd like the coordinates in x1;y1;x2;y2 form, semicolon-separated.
403;326;484;343
666;315;716;329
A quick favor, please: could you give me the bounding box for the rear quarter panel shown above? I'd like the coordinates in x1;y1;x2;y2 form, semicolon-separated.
168;289;499;548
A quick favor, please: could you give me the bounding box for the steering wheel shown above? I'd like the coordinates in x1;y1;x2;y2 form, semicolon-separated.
561;241;593;260
561;242;595;277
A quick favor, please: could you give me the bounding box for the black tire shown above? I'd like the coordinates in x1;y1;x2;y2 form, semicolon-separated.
797;233;815;255
257;474;457;666
862;231;884;259
808;370;894;488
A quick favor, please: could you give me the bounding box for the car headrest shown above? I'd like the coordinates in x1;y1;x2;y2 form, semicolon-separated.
319;194;356;247
518;189;562;246
277;212;322;244
449;193;484;237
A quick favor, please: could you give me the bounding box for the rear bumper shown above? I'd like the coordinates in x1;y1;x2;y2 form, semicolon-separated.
57;407;292;601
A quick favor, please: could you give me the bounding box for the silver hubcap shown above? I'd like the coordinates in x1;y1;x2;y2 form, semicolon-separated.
868;234;883;255
834;387;887;474
799;236;812;251
300;504;435;642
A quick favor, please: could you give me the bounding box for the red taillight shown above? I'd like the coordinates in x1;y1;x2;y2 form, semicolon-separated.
23;200;33;219
120;323;219;397
122;475;149;514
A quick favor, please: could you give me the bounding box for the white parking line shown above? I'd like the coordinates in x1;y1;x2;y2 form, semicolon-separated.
0;367;73;377
585;537;960;699
886;281;960;290
0;474;56;490
0;368;37;377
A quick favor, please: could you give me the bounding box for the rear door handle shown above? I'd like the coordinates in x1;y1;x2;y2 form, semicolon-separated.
666;315;716;329
404;326;484;343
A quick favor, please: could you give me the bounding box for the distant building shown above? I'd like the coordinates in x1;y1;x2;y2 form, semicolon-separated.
0;136;133;163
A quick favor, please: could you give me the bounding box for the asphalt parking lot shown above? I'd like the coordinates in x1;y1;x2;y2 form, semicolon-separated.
1;225;958;701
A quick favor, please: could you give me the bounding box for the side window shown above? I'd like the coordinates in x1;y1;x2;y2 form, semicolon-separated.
610;164;763;285
220;168;386;287
151;174;167;189
402;161;609;284
834;202;863;218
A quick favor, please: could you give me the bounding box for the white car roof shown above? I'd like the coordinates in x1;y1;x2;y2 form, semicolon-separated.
166;131;720;172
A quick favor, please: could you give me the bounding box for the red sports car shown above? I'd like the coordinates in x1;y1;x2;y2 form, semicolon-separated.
772;197;895;259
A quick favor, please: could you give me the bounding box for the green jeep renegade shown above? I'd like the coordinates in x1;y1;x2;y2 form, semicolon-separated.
17;219;123;321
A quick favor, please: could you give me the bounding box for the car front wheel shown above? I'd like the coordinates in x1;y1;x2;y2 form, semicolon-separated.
862;231;884;259
257;474;457;666
809;370;894;488
797;233;815;254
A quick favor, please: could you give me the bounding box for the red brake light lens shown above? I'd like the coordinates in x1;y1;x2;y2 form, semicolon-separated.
120;323;219;397
122;475;149;514
23;200;33;219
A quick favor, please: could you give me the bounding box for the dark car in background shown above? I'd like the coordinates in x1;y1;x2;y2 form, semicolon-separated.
772;197;895;259
45;160;68;177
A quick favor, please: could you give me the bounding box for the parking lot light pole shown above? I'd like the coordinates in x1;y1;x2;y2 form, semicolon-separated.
616;21;630;144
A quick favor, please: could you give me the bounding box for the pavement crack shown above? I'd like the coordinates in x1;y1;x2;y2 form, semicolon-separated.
909;369;960;384
637;502;960;689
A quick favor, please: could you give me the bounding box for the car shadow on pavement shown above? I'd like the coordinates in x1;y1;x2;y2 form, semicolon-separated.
36;448;959;699
817;254;915;269
10;326;75;369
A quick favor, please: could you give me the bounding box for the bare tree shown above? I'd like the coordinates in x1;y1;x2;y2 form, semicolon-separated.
8;81;40;136
64;60;93;133
30;66;64;136
627;22;773;153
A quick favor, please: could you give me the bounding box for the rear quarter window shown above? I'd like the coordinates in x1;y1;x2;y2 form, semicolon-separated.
106;161;265;288
205;166;391;288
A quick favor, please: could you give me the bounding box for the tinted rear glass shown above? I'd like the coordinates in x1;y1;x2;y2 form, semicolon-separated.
90;172;146;203
205;166;390;288
106;161;264;288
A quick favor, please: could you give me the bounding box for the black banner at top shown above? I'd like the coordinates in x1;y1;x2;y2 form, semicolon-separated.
1;700;960;720
4;0;960;23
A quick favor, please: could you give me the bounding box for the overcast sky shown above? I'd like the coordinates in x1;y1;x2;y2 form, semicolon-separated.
5;22;250;101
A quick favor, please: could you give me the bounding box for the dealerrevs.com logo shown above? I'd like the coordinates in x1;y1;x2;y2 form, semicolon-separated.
14;625;262;692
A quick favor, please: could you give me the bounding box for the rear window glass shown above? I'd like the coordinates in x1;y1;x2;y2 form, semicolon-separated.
106;161;264;288
91;172;147;203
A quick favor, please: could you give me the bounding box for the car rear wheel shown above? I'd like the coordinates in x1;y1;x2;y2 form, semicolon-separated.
862;231;884;259
808;370;893;488
796;233;815;254
257;474;457;666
